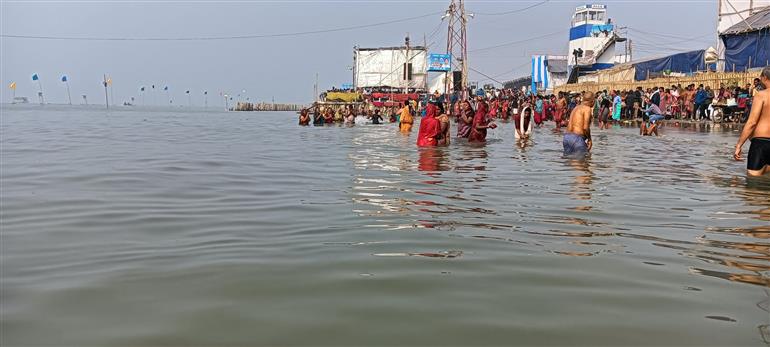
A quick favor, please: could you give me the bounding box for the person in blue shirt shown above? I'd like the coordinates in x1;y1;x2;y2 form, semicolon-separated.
641;96;664;136
694;84;708;120
534;96;544;127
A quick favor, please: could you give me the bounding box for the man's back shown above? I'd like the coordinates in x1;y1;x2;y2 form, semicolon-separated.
567;104;591;136
753;89;770;138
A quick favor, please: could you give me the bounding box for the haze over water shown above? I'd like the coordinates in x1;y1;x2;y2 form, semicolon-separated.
1;105;768;345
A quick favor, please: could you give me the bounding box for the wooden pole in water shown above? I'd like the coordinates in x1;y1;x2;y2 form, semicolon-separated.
103;74;109;109
37;79;44;105
314;73;319;102
65;80;72;105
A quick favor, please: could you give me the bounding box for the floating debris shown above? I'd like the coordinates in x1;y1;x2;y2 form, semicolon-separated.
373;250;463;258
705;315;737;323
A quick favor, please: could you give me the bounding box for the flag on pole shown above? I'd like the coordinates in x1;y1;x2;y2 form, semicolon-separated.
106;78;112;86
151;85;155;89
531;55;549;91
61;75;68;82
164;86;168;91
185;90;190;94
204;91;208;95
8;82;16;90
32;74;39;81
140;86;145;91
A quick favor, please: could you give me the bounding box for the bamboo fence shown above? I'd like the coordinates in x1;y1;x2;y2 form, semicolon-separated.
234;102;304;111
554;71;759;94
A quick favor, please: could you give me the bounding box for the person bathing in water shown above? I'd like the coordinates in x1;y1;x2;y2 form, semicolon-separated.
734;66;770;176
469;96;497;143
456;100;474;138
417;103;441;147
514;107;532;140
298;108;310;126
436;103;451;146
399;102;414;133
370;109;383;124
640;95;664;136
563;91;595;157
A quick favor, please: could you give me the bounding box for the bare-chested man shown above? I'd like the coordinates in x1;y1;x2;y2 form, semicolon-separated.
734;66;770;176
563;91;595;157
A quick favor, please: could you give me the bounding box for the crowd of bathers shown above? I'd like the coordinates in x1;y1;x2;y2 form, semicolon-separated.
295;78;766;149
297;67;770;177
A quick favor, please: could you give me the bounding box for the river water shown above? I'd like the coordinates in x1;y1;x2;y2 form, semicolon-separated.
1;104;769;346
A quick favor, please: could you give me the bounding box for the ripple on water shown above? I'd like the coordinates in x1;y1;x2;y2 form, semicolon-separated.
1;106;768;345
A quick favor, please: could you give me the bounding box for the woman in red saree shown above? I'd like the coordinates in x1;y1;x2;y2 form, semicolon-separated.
417;103;441;146
456;100;474;138
469;97;496;143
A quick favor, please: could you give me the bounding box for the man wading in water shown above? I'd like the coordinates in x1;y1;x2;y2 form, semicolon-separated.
734;67;770;176
563;91;595;157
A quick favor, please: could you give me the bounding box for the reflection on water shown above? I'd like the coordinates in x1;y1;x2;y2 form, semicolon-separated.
1;105;769;346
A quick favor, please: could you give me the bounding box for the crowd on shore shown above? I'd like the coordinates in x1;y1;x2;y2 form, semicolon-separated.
298;68;770;176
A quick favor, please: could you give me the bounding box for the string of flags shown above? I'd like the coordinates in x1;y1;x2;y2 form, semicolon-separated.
8;74;222;106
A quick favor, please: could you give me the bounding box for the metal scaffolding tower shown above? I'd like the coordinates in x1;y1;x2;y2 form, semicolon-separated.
444;0;470;100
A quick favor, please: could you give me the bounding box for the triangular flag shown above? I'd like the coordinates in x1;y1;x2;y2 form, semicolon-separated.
164;86;168;91
8;82;16;90
31;74;39;81
204;91;208;95
140;86;145;91
61;75;68;82
185;90;190;94
106;78;112;86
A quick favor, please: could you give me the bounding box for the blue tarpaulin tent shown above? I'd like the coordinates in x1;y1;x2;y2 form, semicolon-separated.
720;7;770;72
632;50;706;81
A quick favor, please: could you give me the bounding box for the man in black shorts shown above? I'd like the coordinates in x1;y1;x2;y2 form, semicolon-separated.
734;66;770;176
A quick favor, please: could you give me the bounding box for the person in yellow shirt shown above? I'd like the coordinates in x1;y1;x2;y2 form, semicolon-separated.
399;102;414;132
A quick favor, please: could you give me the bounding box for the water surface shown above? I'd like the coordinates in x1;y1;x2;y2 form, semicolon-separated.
1;105;769;346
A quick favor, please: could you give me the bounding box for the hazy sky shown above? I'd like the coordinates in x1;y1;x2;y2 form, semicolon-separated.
1;0;716;105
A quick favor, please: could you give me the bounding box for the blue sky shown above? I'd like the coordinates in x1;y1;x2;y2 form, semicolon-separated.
1;0;716;104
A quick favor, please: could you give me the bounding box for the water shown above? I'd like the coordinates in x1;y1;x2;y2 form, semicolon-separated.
1;104;769;346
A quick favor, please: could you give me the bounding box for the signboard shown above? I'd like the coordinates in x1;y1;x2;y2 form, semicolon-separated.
427;53;452;72
576;4;606;11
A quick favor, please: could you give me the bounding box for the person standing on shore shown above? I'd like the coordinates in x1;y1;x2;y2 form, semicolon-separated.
563;91;595;157
734;67;770;176
694;85;707;120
